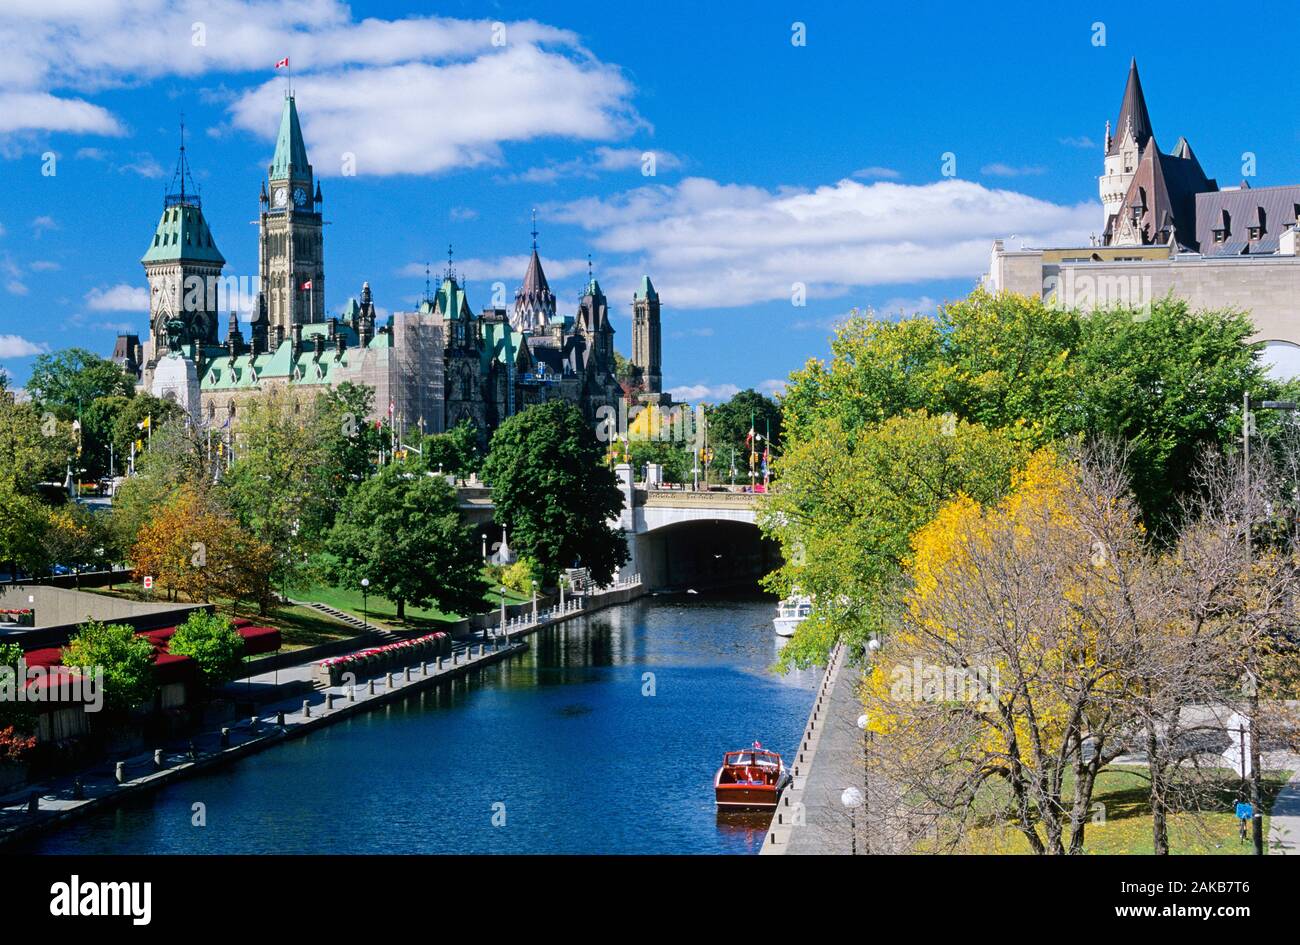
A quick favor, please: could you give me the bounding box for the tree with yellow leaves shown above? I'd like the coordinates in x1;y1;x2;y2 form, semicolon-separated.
131;487;275;611
862;445;1155;854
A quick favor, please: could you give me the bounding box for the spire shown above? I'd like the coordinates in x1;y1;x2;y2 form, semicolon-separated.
530;208;538;251
165;115;201;209
1107;58;1153;157
444;243;456;283
270;94;311;181
634;275;658;301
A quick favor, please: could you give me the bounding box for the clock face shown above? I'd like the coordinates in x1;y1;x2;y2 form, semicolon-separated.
273;187;287;208
293;187;307;207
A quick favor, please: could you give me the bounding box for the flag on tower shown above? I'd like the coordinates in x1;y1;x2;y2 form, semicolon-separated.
275;57;289;69
301;280;313;290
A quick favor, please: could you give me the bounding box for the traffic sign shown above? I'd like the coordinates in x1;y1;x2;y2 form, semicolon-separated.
1235;802;1254;820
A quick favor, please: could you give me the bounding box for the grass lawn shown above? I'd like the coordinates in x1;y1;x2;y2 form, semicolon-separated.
84;585;359;651
293;574;531;629
949;765;1291;855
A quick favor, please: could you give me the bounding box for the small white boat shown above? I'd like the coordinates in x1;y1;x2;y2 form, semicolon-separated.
773;595;812;637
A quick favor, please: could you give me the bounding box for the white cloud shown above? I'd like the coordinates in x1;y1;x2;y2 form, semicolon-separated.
1059;135;1096;150
757;378;786;396
668;382;740;403
550;177;1096;309
85;283;149;311
0;4;641;169
117;153;165;178
5;280;28;296
510;146;680;184
31;215;57;237
981;162;1046;177
0;333;46;357
29;260;59;271
449;206;479;222
852;166;901;180
0;91;122;135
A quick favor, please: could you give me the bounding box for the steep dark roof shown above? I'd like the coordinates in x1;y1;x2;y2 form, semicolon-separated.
1196;185;1300;257
1115;136;1216;250
1108;58;1154;156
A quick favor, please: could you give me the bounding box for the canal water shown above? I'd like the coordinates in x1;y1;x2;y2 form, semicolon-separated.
24;595;819;854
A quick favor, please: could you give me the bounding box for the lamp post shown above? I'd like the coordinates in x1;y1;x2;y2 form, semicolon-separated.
360;578;370;634
841;787;864;855
1241;393;1296;855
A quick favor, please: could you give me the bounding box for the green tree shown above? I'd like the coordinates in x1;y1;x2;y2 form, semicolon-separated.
480;400;627;585
422;418;481;478
168;611;244;688
219;391;332;592
0;641;36;736
314;382;382;496
63;619;157;715
760;411;1027;667
326;460;487;621
0;390;70;494
626;438;692;483
707;389;783;480
25;348;133;421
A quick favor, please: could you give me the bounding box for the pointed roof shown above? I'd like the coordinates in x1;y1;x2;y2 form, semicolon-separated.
434;276;472;321
1107;59;1153;156
584;276;604;300
142;204;225;266
521;248;551;296
634;275;658;301
270;95;311;181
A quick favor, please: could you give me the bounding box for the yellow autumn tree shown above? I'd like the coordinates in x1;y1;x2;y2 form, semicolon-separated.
861;446;1153;854
131;486;275;610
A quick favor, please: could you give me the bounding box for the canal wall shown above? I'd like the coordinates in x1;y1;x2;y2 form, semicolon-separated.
0;640;527;849
761;641;866;855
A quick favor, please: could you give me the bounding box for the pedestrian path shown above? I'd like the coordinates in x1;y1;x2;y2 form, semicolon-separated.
1268;755;1300;854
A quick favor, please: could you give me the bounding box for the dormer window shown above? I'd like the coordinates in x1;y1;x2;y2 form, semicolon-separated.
1248;207;1266;241
1213;208;1231;244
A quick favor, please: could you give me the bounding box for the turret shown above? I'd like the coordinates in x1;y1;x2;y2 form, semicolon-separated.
632;275;661;394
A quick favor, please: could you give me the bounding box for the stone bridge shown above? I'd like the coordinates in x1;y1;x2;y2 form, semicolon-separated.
457;464;778;591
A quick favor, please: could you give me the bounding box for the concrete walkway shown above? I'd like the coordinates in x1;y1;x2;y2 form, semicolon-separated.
762;643;870;855
1268;759;1300;854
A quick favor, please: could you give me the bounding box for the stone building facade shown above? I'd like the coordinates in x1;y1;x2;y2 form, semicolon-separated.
984;60;1300;370
131;94;666;439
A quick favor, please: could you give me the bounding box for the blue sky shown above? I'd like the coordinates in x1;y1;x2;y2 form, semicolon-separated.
2;0;1299;400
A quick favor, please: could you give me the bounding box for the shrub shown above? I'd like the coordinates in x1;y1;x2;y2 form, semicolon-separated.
168;611;244;688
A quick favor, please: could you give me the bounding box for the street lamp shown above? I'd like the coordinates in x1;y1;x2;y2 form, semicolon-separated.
360;578;370;634
841;786;864;855
1241;393;1296;855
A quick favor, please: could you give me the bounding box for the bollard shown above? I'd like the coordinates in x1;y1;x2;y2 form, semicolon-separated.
72;777;85;801
115;762;125;783
250;715;259;733
347;685;356;703
421;661;429;677
368;679;376;695
153;748;164;768
385;671;394;689
323;693;333;711
28;793;38;814
276;710;285;727
220;727;230;747
189;740;198;761
404;666;411;682
478;644;485;658
302;699;311;718
437;656;444;670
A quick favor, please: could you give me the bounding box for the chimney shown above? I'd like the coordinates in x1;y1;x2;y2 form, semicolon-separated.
312;333;325;359
291;323;303;362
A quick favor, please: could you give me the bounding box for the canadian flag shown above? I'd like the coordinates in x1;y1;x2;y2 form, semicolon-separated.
275;57;289;69
301;280;312;290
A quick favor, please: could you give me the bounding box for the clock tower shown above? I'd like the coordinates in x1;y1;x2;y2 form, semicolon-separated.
259;93;324;334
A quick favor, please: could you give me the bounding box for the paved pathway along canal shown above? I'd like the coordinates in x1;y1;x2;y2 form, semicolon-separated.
17;595;818;855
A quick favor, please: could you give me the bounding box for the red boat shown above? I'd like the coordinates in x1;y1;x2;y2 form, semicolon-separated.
714;742;791;810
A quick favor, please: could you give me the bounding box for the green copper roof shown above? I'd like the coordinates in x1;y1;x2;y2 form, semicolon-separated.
435;277;472;321
634;275;658;301
585;277;605;299
270;95;311;181
142;204;225;265
481;321;519;373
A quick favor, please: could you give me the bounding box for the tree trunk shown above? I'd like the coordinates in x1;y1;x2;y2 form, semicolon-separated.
1148;729;1169;855
397;598;405;621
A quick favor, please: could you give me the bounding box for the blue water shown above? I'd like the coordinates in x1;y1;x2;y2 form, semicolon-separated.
24;596;818;854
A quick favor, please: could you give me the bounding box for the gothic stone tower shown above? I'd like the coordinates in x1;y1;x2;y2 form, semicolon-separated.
631;275;662;395
259;94;324;335
1099;59;1154;235
142;134;225;366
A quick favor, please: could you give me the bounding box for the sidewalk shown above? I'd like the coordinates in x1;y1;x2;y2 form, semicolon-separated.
1268;757;1300;854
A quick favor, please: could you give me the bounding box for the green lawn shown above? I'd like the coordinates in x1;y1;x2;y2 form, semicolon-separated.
293;575;531;630
947;765;1291;855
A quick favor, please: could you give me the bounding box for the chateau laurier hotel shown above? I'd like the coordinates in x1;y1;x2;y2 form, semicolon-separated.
985;60;1300;370
120;93;668;441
